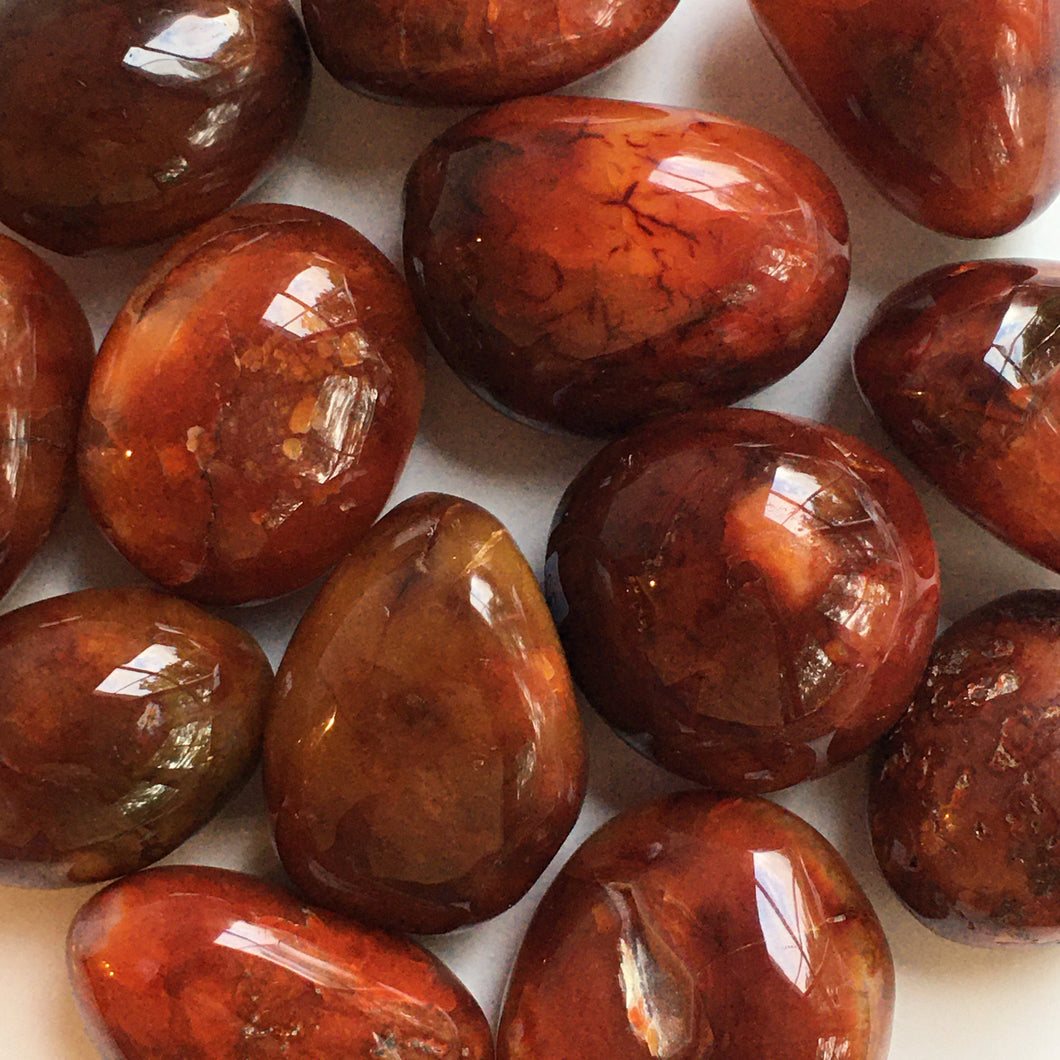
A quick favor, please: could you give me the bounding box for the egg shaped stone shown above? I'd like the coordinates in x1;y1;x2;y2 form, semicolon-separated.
0;235;94;599
0;0;312;255
404;95;850;437
78;203;425;605
0;588;272;887
69;865;495;1060
547;408;940;793
265;493;587;934
498;791;894;1060
871;590;1060;945
303;0;678;105
855;259;1060;575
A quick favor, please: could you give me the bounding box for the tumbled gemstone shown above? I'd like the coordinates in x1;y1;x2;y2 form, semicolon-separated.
0;235;94;599
749;0;1060;237
68;865;495;1060
78;203;425;605
0;588;272;887
854;260;1060;574
871;590;1060;945
547;408;940;793
265;493;586;934
0;0;311;255
498;791;894;1060
303;0;678;104
404;95;850;437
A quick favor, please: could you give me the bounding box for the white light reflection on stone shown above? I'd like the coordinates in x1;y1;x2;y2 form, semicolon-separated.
752;848;818;995
123;10;240;82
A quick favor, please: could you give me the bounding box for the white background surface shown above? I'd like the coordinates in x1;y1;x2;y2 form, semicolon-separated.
4;0;1060;1056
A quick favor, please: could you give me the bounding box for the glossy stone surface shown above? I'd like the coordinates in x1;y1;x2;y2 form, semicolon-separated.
0;235;94;599
498;791;894;1060
265;493;586;934
547;408;940;793
0;0;311;255
69;865;495;1060
855;260;1060;575
871;590;1060;945
79;203;425;605
0;588;271;887
749;0;1060;237
304;0;678;105
404;95;850;437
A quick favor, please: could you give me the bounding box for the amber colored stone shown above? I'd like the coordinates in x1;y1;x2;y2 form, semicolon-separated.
404;95;850;437
78;203;425;605
265;493;586;934
68;865;495;1060
498;791;894;1060
0;588;272;887
871;590;1060;945
0;235;94;598
749;0;1060;237
854;260;1060;574
0;0;311;255
303;0;678;105
547;408;940;793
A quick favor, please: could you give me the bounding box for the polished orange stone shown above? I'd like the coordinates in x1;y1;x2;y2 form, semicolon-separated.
69;865;495;1060
547;408;940;793
265;493;586;933
750;0;1060;237
0;0;311;255
404;95;850;436
0;235;93;599
78;203;425;605
499;791;894;1060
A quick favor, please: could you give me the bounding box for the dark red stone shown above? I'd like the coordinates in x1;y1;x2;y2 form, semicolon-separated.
749;0;1060;237
855;260;1060;574
871;590;1060;945
0;588;272;887
68;865;495;1060
0;0;311;255
547;408;940;793
404;95;850;437
265;493;586;934
498;791;894;1060
303;0;678;104
0;235;94;599
78;203;425;605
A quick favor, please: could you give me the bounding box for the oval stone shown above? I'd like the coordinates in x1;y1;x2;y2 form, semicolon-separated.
854;260;1060;575
750;0;1060;237
78;203;425;605
69;865;495;1060
404;95;850;437
265;493;586;934
0;0;312;255
547;408;940;793
303;0;678;104
871;590;1060;945
0;588;272;887
0;235;94;599
498;791;894;1060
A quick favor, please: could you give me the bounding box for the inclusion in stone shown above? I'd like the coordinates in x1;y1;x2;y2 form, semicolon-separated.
749;0;1060;237
404;95;850;437
0;588;272;887
871;590;1060;945
78;203;425;605
303;0;678;105
0;235;94;599
68;865;494;1060
265;493;586;934
498;791;894;1060
547;408;940;793
855;259;1060;575
0;0;312;255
